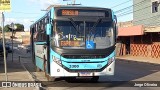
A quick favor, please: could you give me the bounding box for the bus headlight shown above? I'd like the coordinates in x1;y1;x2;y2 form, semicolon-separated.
107;57;115;66
53;56;62;66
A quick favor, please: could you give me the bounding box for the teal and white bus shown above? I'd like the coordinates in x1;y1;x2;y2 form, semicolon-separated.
30;5;117;81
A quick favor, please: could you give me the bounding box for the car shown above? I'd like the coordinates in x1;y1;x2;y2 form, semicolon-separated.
18;44;25;49
5;43;12;53
0;43;8;58
26;45;31;53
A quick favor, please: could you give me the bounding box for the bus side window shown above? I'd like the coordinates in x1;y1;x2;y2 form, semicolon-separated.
39;31;47;42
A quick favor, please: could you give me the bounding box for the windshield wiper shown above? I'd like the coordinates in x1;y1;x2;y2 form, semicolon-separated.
89;18;102;33
68;18;80;34
88;18;102;40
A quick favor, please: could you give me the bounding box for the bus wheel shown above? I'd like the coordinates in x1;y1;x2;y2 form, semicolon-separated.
46;75;56;81
65;77;76;82
43;55;56;81
44;65;56;81
91;76;99;82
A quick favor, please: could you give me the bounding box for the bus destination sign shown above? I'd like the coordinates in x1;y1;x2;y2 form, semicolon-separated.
62;10;79;16
57;9;107;17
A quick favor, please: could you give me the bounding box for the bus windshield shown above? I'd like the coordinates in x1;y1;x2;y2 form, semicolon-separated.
52;20;114;49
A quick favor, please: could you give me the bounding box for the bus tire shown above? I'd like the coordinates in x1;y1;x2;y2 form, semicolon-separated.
44;65;56;81
43;55;56;81
91;76;99;82
46;75;56;81
65;77;76;82
43;55;47;77
32;52;36;65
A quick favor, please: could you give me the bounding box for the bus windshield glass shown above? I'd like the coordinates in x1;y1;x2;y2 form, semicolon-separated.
52;20;114;49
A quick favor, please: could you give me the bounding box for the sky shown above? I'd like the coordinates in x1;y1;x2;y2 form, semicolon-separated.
2;0;133;31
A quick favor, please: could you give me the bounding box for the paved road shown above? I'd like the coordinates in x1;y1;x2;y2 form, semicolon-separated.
15;48;160;90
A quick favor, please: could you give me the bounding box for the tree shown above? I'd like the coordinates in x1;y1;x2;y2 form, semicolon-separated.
14;23;24;32
4;23;24;37
0;26;2;32
4;24;10;32
4;23;25;32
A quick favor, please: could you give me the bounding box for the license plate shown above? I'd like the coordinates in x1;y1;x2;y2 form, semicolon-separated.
79;72;92;76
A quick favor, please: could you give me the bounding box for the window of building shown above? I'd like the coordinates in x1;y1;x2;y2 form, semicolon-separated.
152;1;159;13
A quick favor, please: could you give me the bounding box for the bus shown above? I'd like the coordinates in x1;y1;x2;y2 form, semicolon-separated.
30;5;117;82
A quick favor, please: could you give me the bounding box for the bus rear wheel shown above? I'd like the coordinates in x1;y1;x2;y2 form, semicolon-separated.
91;76;99;82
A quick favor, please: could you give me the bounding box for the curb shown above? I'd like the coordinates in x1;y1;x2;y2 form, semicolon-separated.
20;62;35;81
20;57;48;90
116;57;160;65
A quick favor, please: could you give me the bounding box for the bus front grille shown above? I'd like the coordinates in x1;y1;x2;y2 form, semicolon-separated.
62;55;106;59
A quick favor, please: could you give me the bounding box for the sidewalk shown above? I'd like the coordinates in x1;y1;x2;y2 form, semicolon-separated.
116;55;160;64
0;53;36;90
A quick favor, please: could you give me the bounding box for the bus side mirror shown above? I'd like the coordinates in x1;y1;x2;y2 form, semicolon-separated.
114;15;117;24
114;15;118;40
46;24;52;35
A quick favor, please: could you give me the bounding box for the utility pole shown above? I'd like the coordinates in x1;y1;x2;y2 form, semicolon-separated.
11;22;14;62
1;12;8;81
0;0;11;82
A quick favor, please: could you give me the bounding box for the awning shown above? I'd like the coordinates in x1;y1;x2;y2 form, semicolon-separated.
118;25;144;36
144;27;160;32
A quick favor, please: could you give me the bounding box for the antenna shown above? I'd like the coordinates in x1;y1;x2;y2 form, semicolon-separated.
65;0;81;6
73;0;75;4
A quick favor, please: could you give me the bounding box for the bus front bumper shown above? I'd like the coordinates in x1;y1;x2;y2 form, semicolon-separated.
50;61;115;77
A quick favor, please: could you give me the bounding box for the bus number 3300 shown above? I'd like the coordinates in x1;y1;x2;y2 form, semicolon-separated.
69;65;79;68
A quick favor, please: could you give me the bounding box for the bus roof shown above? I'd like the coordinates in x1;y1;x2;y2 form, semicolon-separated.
46;5;111;11
30;5;112;28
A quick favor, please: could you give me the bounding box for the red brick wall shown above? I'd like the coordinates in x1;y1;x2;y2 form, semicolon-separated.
151;43;160;58
130;33;160;59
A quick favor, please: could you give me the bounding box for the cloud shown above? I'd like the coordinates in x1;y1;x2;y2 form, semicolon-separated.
24;28;29;32
23;19;32;24
22;19;33;31
29;0;60;9
5;18;17;23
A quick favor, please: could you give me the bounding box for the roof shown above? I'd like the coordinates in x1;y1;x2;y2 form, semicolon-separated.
118;25;144;36
144;26;160;32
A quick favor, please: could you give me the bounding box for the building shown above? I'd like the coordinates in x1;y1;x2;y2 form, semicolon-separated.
118;24;160;58
2;32;30;45
117;0;160;59
133;0;160;26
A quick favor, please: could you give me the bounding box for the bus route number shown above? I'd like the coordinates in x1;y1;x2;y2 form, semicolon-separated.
69;65;79;68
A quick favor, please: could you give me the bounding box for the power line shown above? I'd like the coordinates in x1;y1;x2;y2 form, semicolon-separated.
110;0;132;8
118;10;160;25
114;0;160;26
115;0;156;19
133;14;160;23
133;17;160;26
115;0;148;14
116;4;152;17
7;1;146;17
11;12;40;14
6;17;36;19
98;0;132;10
116;10;132;17
115;5;132;13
